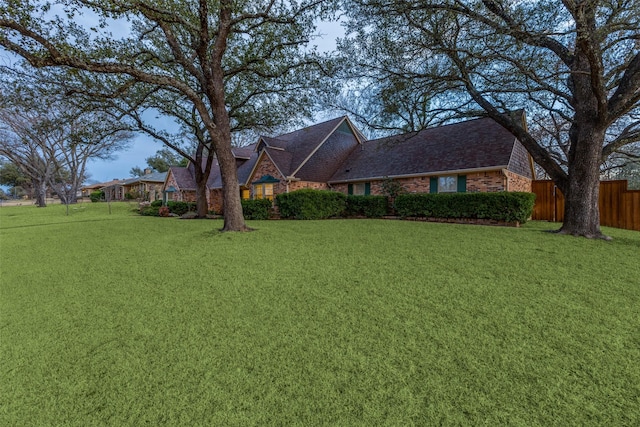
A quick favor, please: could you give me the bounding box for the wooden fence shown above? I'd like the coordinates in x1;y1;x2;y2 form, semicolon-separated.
531;180;640;231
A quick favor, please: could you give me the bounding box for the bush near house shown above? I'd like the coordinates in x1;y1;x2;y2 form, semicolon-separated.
241;199;272;220
139;205;160;216
395;192;536;224
89;190;103;203
139;200;196;217
276;189;346;220
166;201;196;216
345;195;388;218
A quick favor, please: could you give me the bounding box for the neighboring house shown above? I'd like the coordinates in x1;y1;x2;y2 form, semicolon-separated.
122;170;168;201
163;114;535;213
81;182;104;198
81;179;126;200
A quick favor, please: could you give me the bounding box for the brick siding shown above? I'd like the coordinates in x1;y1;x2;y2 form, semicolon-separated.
332;170;533;195
505;170;533;192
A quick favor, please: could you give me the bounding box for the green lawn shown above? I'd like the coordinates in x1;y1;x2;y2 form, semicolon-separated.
1;202;639;426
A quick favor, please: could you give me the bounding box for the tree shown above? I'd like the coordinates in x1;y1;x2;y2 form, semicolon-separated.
0;159;31;196
130;148;189;176
340;0;640;238
1;0;336;230
0;69;133;206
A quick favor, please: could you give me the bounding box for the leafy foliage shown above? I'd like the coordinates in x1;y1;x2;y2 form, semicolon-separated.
241;199;272;220
0;0;338;228
395;192;536;224
131;148;188;176
166;201;196;216
276;189;347;220
89;191;103;203
344;195;388;218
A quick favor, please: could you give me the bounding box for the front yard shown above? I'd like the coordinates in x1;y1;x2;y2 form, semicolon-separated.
1;202;638;425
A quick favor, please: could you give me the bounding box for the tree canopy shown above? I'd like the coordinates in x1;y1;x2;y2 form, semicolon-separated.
0;67;133;206
339;0;640;237
1;0;337;229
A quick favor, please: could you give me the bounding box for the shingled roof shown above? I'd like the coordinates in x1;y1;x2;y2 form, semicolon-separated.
252;116;364;182
329;116;530;183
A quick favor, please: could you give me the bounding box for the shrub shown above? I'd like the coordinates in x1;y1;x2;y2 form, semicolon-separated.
345;195;388;218
139;206;160;216
276;189;346;220
124;192;136;200
241;199;272;220
150;200;163;208
166;201;195;216
395;192;536;224
158;206;171;217
89;190;103;203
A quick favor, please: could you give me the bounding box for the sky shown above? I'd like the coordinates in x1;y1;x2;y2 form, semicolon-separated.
84;19;345;184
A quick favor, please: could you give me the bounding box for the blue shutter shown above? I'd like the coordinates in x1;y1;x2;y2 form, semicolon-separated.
457;175;467;193
348;184;353;195
364;182;371;195
430;177;438;193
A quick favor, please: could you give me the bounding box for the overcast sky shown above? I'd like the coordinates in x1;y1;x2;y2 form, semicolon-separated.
86;19;344;183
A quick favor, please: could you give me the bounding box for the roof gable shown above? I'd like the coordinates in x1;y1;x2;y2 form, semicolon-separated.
253;116;364;182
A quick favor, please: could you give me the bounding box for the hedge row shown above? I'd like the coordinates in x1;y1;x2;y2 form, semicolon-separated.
394;192;536;223
276;189;346;220
273;190;388;219
241;199;272;220
345;195;388;218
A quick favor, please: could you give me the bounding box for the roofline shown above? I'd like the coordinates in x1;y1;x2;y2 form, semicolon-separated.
290;116;354;178
328;165;510;184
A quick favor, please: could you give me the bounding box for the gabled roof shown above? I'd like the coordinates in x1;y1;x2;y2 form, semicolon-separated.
168;166;197;191
249;116;364;182
329;116;522;183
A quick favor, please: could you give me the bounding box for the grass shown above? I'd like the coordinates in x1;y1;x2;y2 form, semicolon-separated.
1;202;639;426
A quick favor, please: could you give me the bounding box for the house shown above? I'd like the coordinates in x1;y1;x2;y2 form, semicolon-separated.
122;170;167;201
81;179;126;200
163;114;535;213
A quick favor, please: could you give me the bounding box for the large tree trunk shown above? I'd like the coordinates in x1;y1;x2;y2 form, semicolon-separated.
560;155;604;238
194;176;209;218
217;141;249;231
34;179;47;207
557;51;607;239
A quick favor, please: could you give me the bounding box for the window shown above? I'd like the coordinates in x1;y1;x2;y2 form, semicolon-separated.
253;183;274;200
241;189;250;200
438;176;457;193
431;175;467;193
348;182;371;195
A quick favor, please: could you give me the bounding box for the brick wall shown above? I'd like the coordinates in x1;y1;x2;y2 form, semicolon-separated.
505;170;532;192
208;189;223;213
466;171;505;192
249;155;287;197
289;181;329;191
332;170;522;195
